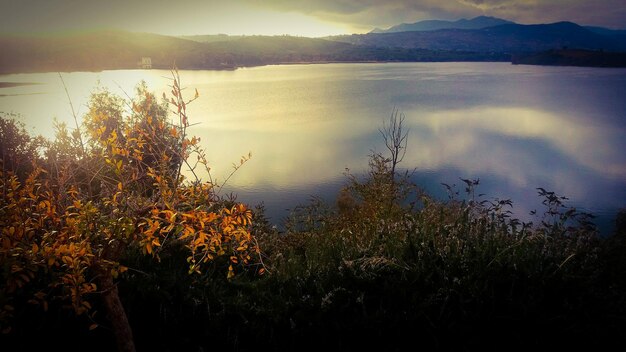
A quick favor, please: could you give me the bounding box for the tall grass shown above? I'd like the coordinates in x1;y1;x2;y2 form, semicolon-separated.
240;149;617;350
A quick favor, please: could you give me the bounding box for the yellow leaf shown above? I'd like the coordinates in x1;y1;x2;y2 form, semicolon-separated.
170;127;179;138
32;243;39;254
227;265;235;279
118;182;123;191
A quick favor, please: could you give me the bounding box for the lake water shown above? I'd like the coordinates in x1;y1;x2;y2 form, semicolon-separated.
1;63;625;233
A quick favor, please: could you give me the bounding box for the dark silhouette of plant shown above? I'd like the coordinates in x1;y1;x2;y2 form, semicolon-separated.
379;107;408;182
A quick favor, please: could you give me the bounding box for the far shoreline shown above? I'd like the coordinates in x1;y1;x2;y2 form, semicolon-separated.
0;59;512;75
4;58;626;76
0;82;40;88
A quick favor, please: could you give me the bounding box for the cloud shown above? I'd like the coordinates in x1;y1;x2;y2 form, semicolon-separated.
243;0;626;31
1;0;625;35
242;0;472;31
0;0;353;36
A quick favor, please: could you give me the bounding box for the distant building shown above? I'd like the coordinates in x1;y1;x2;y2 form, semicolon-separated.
138;57;152;69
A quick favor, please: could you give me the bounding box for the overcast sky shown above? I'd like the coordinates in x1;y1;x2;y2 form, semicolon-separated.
1;0;625;37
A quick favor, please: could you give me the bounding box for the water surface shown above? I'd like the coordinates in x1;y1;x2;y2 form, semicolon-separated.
1;63;625;232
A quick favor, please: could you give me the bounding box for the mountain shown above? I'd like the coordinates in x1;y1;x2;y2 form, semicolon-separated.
0;30;211;73
4;19;625;74
583;26;626;37
332;22;626;53
371;16;514;33
178;34;246;43
0;31;368;72
0;30;509;74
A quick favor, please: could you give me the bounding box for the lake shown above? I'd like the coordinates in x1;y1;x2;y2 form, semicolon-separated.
1;62;625;233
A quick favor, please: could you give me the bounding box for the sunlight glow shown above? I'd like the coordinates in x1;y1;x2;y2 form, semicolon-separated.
156;4;352;37
2;66;624;207
205;10;351;37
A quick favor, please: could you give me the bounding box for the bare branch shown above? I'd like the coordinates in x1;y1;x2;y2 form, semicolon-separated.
379;107;409;180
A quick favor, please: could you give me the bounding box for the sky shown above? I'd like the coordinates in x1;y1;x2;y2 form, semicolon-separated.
1;0;625;37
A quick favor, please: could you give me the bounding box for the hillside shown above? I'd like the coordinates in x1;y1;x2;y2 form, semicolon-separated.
332;22;626;53
512;48;626;67
0;32;361;72
0;31;508;74
3;20;626;74
0;30;211;72
371;15;514;33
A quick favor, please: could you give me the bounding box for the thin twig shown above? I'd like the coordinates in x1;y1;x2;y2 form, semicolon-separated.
58;73;86;157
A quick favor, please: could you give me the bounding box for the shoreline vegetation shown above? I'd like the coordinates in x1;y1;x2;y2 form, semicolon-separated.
1;75;625;351
2;54;625;76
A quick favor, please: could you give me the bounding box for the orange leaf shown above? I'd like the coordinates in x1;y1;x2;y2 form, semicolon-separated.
227;265;235;279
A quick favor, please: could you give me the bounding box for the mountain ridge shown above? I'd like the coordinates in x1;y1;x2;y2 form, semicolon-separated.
2;17;626;73
330;21;626;53
0;30;508;74
371;16;515;33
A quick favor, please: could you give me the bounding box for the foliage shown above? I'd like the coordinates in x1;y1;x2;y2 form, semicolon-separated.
0;114;44;179
0;71;261;351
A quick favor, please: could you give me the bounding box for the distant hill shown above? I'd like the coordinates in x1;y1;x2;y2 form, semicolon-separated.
0;32;361;72
331;22;626;53
178;34;245;43
583;26;626;37
371;16;514;33
0;30;508;74
0;30;211;73
3;19;626;74
512;48;626;67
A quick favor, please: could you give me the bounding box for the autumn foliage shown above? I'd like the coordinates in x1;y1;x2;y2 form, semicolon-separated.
0;71;261;351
